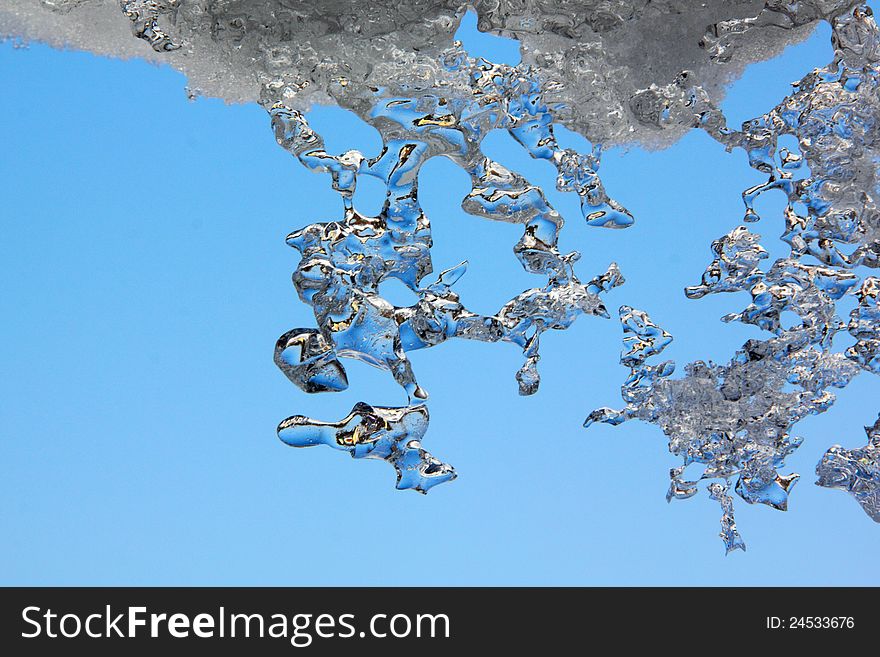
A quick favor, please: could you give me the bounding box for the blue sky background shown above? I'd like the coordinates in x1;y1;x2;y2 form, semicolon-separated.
1;13;878;585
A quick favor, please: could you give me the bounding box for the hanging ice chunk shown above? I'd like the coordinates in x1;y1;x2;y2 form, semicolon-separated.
816;414;880;521
587;4;880;551
708;482;747;555
270;98;624;403
268;71;626;489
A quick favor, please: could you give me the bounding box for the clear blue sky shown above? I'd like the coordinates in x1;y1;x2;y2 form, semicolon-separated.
1;15;878;585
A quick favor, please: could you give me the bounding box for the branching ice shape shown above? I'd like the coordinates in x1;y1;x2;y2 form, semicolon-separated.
588;304;860;552
268;64;626;477
589;4;880;549
269;64;628;408
6;1;880;546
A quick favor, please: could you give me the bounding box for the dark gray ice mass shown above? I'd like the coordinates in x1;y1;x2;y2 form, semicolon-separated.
3;0;879;551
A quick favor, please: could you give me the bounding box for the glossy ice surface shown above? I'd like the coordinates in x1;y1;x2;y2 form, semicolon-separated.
588;5;880;549
3;0;879;551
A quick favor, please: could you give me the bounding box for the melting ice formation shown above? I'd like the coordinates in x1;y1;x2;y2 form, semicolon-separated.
269;61;628;490
4;1;880;551
587;4;880;551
